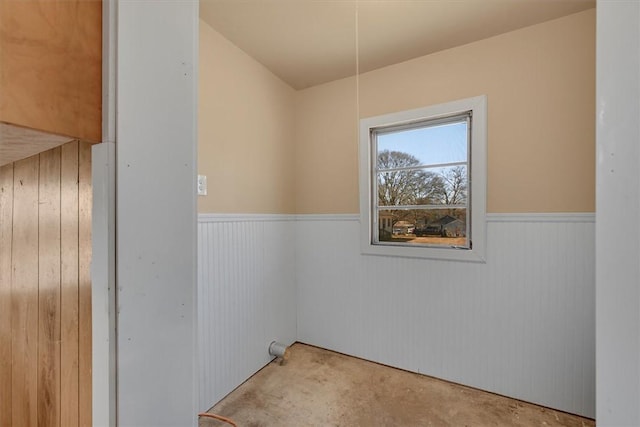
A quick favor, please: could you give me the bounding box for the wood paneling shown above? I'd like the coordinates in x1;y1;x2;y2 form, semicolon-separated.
0;0;102;142
11;156;39;427
0;163;13;426
60;142;79;427
0;142;92;427
78;142;92;427
37;148;62;427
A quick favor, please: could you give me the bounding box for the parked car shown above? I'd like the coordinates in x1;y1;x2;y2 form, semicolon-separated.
414;226;440;236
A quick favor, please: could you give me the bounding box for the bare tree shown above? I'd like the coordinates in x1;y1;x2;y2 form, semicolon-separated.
437;165;467;205
377;150;442;207
376;152;469;238
377;150;443;234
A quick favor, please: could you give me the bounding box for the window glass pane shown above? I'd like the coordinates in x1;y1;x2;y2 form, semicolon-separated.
425;165;468;206
377;208;468;248
377;164;467;207
377;169;444;207
377;120;467;168
360;95;486;259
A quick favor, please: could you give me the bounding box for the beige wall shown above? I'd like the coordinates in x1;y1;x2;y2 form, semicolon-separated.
199;19;296;214
295;9;595;214
294;77;359;214
200;9;595;214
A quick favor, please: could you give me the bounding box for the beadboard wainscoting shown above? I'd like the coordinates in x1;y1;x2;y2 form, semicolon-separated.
295;213;595;418
198;213;595;418
197;214;297;411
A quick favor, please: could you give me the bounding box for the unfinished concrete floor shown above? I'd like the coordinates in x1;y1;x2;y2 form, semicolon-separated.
200;343;594;427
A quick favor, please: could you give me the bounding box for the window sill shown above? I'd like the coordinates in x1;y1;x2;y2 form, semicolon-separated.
360;238;486;263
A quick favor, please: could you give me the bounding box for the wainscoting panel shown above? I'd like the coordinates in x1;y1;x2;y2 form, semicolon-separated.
295;214;595;418
197;214;297;411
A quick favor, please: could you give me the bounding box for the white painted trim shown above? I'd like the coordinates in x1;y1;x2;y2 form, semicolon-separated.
190;7;200;425
198;213;297;223
487;213;595;223
102;0;117;145
292;213;359;222
358;95;488;262
91;142;116;427
198;212;596;224
93;0;118;424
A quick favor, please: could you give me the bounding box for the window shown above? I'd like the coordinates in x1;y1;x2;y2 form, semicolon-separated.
359;96;487;262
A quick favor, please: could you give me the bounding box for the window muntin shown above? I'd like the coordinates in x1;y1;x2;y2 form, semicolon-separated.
372;113;471;249
359;95;487;262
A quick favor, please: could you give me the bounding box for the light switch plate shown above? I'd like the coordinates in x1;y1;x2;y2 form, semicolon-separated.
197;174;207;196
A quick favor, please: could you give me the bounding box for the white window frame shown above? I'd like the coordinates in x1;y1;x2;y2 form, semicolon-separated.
359;95;487;262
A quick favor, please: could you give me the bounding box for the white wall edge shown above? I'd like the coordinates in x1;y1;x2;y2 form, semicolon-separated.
116;1;198;425
200;212;595;223
595;1;640;424
191;5;200;424
91;141;116;427
93;0;118;423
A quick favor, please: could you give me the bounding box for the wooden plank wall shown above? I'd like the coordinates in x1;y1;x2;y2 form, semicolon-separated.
0;141;92;427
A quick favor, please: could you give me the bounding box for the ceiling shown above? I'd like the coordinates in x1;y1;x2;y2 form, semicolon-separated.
200;0;595;90
0;122;75;167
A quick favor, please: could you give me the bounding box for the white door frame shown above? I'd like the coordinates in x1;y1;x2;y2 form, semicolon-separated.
92;0;117;425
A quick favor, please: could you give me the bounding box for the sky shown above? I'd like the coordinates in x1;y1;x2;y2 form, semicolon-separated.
376;120;468;169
